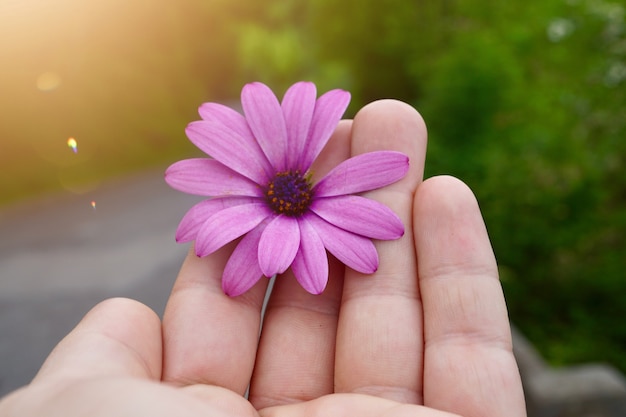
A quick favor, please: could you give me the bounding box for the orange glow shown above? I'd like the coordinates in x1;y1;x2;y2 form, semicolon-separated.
0;0;234;204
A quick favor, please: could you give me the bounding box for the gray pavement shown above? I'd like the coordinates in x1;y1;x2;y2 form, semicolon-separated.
0;168;201;397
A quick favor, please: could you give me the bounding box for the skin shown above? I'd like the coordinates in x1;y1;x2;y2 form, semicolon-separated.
0;100;527;417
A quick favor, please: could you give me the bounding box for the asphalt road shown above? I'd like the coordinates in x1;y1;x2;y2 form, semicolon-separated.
0;168;201;397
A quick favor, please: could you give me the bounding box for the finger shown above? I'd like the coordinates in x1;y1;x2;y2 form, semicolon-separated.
259;394;462;417
335;100;427;403
248;260;344;408
248;121;351;409
32;297;162;383
415;176;526;417
162;244;269;394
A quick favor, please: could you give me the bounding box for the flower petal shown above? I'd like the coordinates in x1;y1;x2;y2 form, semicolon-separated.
310;195;404;240
195;203;271;257
299;89;350;171
165;159;263;197
258;215;300;276
197;102;273;178
306;213;378;274
314;151;409;197
198;102;251;139
186;121;271;184
241;82;288;171
175;197;258;243
281;82;317;169
292;217;329;294
222;222;266;296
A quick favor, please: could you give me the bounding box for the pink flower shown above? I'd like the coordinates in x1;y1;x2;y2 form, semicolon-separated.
165;82;408;296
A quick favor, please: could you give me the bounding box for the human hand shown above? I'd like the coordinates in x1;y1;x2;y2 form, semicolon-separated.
0;100;526;417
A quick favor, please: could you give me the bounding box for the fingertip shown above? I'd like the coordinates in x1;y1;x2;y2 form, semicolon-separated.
89;297;160;321
353;99;427;154
356;99;427;132
413;175;496;278
414;175;481;220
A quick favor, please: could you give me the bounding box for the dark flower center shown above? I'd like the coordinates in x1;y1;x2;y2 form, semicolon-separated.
265;170;313;216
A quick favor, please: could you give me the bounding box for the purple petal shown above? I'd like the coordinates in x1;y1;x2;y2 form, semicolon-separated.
258;215;300;276
306;213;378;274
310;195;404;240
175;197;259;243
165;159;263;197
222;222;266;296
195;203;271;257
314;151;409;197
299;89;350;171
198;102;251;139
186;121;272;184
197;102;273;179
292;217;329;294
241;82;288;171
281;82;317;169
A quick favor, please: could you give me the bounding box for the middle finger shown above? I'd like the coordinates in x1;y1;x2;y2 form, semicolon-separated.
248;121;352;409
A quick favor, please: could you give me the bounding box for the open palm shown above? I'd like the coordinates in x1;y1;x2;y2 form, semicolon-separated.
0;100;526;417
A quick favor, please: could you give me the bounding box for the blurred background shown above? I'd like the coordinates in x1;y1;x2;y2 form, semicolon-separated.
1;0;625;389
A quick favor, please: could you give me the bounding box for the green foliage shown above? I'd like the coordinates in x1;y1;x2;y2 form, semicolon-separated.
421;33;523;184
419;0;626;370
234;0;626;371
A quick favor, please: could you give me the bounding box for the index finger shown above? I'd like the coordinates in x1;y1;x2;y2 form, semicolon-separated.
162;245;268;394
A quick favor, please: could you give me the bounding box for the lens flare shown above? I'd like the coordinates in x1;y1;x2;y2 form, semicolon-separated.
67;137;78;153
91;201;97;210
